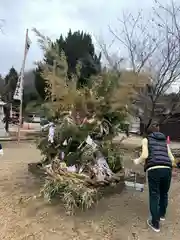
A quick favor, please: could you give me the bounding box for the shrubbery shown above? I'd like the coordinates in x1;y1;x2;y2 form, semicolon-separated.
34;30;145;213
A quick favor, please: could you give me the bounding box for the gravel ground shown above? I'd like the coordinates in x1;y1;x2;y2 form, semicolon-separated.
0;142;180;240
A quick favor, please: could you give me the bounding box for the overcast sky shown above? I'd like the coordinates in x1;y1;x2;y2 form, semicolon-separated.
0;0;166;76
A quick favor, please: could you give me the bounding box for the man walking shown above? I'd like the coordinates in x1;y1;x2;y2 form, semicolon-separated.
133;122;176;232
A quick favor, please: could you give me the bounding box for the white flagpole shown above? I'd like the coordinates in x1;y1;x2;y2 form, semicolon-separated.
17;29;29;143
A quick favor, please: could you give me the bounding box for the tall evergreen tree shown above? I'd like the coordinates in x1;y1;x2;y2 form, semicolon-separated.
35;30;101;99
0;74;4;95
4;66;18;101
0;67;18;132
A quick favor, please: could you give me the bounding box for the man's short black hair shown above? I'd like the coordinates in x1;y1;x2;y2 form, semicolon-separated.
147;121;160;134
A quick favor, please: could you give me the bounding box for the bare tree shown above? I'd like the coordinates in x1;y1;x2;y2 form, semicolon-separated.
97;37;124;71
109;0;180;132
0;19;5;33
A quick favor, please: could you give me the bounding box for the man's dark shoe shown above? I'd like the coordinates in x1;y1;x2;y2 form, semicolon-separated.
147;219;160;232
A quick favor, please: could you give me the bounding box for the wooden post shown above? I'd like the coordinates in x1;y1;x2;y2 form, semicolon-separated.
17;29;29;143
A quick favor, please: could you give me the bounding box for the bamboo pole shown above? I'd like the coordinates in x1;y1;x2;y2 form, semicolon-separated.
52;60;56;102
17;29;29;143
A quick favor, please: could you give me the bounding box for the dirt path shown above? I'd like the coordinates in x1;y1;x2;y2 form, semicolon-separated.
0;142;180;240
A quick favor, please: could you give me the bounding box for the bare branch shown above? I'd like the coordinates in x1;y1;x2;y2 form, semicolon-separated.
0;19;5;34
108;1;180;131
97;37;124;71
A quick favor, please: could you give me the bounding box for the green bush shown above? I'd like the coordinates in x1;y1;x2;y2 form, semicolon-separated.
101;141;123;173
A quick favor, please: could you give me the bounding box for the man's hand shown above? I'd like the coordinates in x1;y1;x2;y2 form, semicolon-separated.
133;158;140;165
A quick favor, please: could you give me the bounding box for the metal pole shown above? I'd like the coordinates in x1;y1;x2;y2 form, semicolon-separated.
17;29;29;143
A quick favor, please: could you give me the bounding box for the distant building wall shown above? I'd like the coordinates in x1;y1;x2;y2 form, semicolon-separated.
160;121;180;141
129;116;140;134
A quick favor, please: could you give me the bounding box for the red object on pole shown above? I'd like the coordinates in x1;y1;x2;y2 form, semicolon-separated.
167;136;170;144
